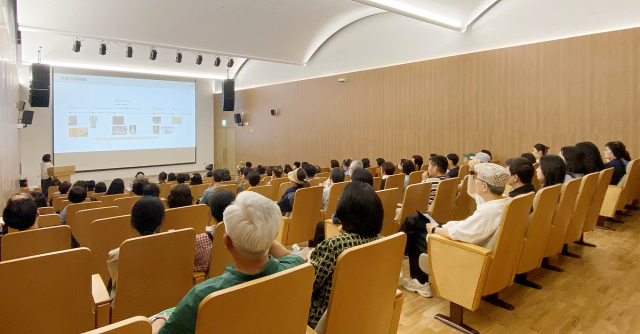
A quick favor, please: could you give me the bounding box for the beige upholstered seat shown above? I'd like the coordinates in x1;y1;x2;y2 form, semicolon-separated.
373;177;382;191
247;185;276;200
82;316;151;334
428;178;460;223
377;188;403;237
38;206;54;215
277;186;323;246
100;194;129;207
1;225;72;261
278;182;292;202
72;206;120;247
37;213;61;228
541;178;581;271
89;215;139;285
195;264;316;334
113;196;141;216
190;184;209;204
157;183;172;199
309;177;327;187
207;222;234;279
366;166;378;177
600;159;640;218
395;182;431;229
407;171;423;187
562;173;598;258
213;183;238;195
580;168;614;243
321;181;348;220
453;175;476;221
161;204;211;234
458;164;470;180
384;174;404;191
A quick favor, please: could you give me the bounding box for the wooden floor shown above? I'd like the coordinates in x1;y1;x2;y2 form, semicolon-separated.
397;212;640;334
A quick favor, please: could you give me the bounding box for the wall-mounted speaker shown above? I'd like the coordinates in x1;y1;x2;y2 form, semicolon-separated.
21;110;34;125
29;63;50;108
234;113;243;126
270;109;278;116
222;79;235;111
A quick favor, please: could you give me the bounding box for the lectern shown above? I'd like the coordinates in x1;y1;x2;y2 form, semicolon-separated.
48;166;76;183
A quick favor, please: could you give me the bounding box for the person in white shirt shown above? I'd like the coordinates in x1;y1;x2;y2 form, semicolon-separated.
321;168;345;210
40;154;54;197
399;161;510;298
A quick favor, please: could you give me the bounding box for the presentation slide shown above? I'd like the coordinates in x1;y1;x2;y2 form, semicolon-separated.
53;70;196;171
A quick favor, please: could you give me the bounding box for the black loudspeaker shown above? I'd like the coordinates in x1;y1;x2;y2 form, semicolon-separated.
29;63;50;107
222;79;235;111
234;113;243;126
21;110;34;125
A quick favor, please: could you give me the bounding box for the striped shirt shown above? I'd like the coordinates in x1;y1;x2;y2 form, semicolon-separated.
423;176;449;209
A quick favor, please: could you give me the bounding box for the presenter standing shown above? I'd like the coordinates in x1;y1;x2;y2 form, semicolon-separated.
40;154;54;197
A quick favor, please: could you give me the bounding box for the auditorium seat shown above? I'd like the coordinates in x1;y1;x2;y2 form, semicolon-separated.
1;225;72;261
206;222;234;279
262;176;272;184
453;175;476;221
243;182;250;191
0;248;111;333
513;183;562;289
561;173;598;258
64;201;104;230
52;194;68;213
113;196;141;215
309;177;327;187
162;204;211;234
377;188;403;236
406;171;423;187
59;198;93;213
89;215;139;285
72;206;120;247
93;193;105;201
384;174;404;191
321;167;331;173
195;264;316;334
316;172;330;178
37;213;61;228
213;183;238;195
100;194;129;207
601;159;640;219
579;168;613;244
277;182;291;202
541;178;581;271
38;206;54;215
366;166;378;177
247;185;275;201
47;186;59;201
82;316;151;334
157;183;172;199
321;181;348;223
190;184;209;204
344;175;351;182
269;178;290;199
106;228;196;323
318;233;406;334
373;177;382;191
425;193;534;332
458;164;470;180
277;186;323;246
428;178;460;223
395;182;431;230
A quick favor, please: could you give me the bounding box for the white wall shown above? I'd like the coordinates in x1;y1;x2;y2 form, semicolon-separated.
19;78;215;184
236;0;640;89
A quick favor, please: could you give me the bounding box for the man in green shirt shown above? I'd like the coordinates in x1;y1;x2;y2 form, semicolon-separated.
153;191;304;334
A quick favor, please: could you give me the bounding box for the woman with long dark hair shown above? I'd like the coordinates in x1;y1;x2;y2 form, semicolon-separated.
575;141;605;175
604;141;627;185
536;155;566;188
532;144;550;162
560;146;585;181
105;178;125;195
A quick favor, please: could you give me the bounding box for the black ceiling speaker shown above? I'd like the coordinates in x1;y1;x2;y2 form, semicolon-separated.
227;58;234;68
72;39;81;52
222;79;235;111
21;110;34;125
29;63;50;108
125;45;133;58
234;113;243;126
98;42;107;55
149;48;157;60
213;56;221;67
195;54;203;65
176;51;182;63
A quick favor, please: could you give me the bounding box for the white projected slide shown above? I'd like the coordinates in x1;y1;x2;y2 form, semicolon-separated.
53;71;196;171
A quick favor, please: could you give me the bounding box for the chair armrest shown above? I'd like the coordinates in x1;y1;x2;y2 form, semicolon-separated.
193;272;206;285
92;273;111;328
600;185;622;218
277;216;291;245
324;220;341;239
389;290;403;334
427;234;492;311
306;326;318;334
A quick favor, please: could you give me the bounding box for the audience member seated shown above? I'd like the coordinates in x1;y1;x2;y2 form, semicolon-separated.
342;159;352;175
412;155;424;171
222;168;232;181
322;168;346;210
376;158;385;167
267;166;283;185
73;180;88;190
462;153;474;164
245;161;253;168
362;158;371;169
349;168;373;186
167;184;193;209
50;181;72;203
130;171;145;188
532;143;549;162
505;157;536;197
402;160;416;192
107;197;165;301
446;153;460;178
0;193;39;258
177;173;190;184
284;164;293;174
604;141;627;185
143;183;161;197
266;166;274;177
95;182;107;193
379;161;396;189
470;152;491;163
330;159;340;168
31;191;48;208
190;173;203;185
205;164;213;178
194;190;236;273
314;165;322;175
87;180;96;192
576;141;605;175
400;162;510;298
348;160;363;176
199;169;225;203
158;172;168;184
106;179;126;195
303;164;317;179
536;155;566;187
308;182;384;328
278;169;309;216
60;186;87;224
246;171;261;188
153;191;303;334
421;155;450;208
398;158;407;171
521;152;537;165
481;149;493;162
131;181;148;196
560;146;586;181
255;165;265;176
167;173;177;182
236;168;254;194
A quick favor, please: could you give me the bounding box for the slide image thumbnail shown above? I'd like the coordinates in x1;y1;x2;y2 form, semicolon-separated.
153;126;160;134
129;125;137;135
69;128;88;137
112;126;128;135
68;116;77;126
89;115;98;128
112;116;124;125
153;117;162;124
161;126;174;134
172;117;182;125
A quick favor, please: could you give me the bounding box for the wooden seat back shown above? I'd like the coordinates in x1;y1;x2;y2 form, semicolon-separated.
52;194;68;213
1;225;72;261
100;194;128;207
269;178;289;200
111;229;196;322
344;175;351;182
384;174;404;191
543;178;582;258
316;172;330;178
213;183;238;195
82;316;151;334
366;167;378;177
583;168;614;233
37;213;61;228
207;222;235;279
396;182;431;227
0;248;95;333
90;215;139;285
373;177;381;191
195;264;315;334
407;171;423;187
93;193;105;201
47;186;59;201
376;188;403;236
157;183;172;199
324;182;348;214
113;196;141;216
428;178;460;222
60;198;93;212
309;177;327;187
323;233;406;334
321;167;331;173
621;159;640;208
278;182;291;202
72;206;120;247
65;201;104;228
453;175;476;221
247;185;275;200
38;206;54;215
516;184;562;274
190;184;210;204
161;204;210;234
564;173;598;244
279;186;323;246
458;164;470;180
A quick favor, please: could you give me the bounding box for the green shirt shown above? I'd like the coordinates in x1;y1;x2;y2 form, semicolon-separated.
159;255;304;334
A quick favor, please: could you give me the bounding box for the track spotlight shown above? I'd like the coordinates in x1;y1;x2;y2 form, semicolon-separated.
149;47;157;60
72;39;81;52
175;51;182;63
125;45;133;58
227;58;234;68
195;54;203;65
98;42;107;55
213;56;221;67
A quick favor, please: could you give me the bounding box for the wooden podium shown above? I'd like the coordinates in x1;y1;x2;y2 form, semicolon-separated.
48;165;76;183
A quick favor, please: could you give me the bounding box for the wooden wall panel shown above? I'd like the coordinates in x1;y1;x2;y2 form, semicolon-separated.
215;27;640;167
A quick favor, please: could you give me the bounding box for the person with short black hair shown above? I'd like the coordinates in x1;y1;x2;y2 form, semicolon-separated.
95;182;107;193
60;186;87;224
536;155;566;188
446;154;460;178
222;169;232;181
167;184;193;208
199;169;226;204
246;171;261;187
376;158;385;167
272;166;283;178
520;153;537;165
266;166;274;177
532;144;549;162
130;172;145;188
308;182;383;328
379;161;396;190
237;167;254;194
560;146;586;181
293;162;300;169
278;169;309;215
284;165;293;174
362;158;371;169
58;181;72;195
132;181;148;196
350;168;373;186
303;164;317;179
143;183;161;197
106;179;125;195
412;155;424;171
167;173;177;182
73;180;88;190
322;167;346;210
158;172;168;184
245;162;253;168
190;173;203;186
176;173;189;184
330;160;340;168
604;141;627;185
87;180;96;192
31;191;48;208
421;155;450;208
256;166;266;175
3;194;39;231
505;157;536;197
342;159;352;175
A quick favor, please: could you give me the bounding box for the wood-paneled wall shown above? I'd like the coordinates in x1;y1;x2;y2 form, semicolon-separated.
214;27;640;167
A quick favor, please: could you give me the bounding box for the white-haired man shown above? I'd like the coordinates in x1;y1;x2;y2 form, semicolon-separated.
348;160;363;176
153;191;303;334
